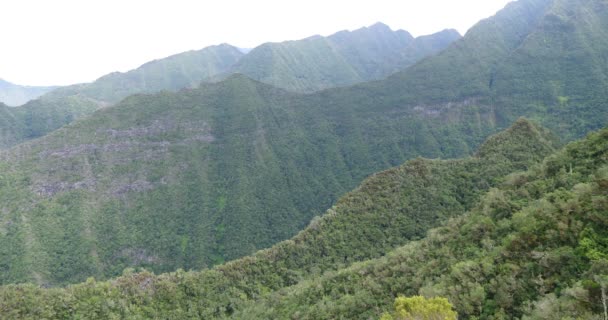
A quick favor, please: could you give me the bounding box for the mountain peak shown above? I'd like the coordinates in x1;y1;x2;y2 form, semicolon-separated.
368;22;391;31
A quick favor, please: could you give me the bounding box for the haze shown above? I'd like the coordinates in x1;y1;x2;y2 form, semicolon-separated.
1;0;513;86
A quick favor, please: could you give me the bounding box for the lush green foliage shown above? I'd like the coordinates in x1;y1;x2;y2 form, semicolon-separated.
5;0;608;151
43;44;245;105
0;96;98;148
0;78;57;106
234;125;608;319
0;0;608;318
0;119;565;319
0;75;509;286
227;23;460;92
380;296;457;320
0;26;459;149
371;0;608;140
0;45;243;149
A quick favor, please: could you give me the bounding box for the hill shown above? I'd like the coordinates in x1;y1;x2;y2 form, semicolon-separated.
239;122;608;319
40;43;245;106
0;96;98;147
226;23;461;92
2;118;605;319
1;0;608;286
0;26;459;149
0;79;57;106
0;74;503;286
370;0;608;139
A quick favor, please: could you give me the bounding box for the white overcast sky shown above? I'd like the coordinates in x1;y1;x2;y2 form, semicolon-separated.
0;0;513;86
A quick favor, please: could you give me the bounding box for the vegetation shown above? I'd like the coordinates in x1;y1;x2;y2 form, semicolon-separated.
0;0;607;318
4;0;608;150
0;96;98;148
0;75;511;286
234;123;608;319
227;23;460;92
0;25;459;149
380;296;457;320
0;118;574;319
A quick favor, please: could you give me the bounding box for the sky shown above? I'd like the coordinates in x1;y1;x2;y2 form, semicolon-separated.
0;0;514;86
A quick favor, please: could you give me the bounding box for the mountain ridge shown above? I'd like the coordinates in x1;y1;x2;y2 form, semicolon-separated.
0;24;461;149
3;118;606;319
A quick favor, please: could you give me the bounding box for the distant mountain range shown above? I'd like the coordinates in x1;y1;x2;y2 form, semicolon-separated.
0;79;56;106
42;23;459;104
41;43;245;104
224;23;461;92
0;24;460;149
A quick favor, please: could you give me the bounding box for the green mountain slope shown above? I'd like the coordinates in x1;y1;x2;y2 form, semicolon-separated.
0;96;98;148
2;0;608;286
0;45;244;149
371;0;608;139
239;122;608;320
0;26;459;149
227;23;461;92
0;79;57;106
0;74;502;286
2;119;605;319
43;44;245;105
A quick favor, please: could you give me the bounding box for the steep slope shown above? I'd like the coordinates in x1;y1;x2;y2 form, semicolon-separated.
228;23;461;92
368;0;608;139
0;74;506;286
0;44;244;149
0;96;98;148
1;0;607;288
4;119;601;320
0;26;458;149
239;123;608;319
0;79;57;106
42;43;245;105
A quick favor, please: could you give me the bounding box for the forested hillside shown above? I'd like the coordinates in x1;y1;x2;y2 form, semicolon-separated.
0;26;459;150
42;44;245;105
0;97;98;147
0;75;502;286
1;118;605;319
227;23;460;92
371;0;608;139
239;122;608;320
1;0;608;287
0;45;244;149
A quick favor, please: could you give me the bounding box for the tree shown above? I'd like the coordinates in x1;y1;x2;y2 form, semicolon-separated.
380;296;457;320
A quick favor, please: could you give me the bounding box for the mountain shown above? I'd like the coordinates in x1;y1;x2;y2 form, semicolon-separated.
0;26;459;150
42;43;245;105
2;118;606;319
1;0;608;286
240;123;608;319
0;79;57;106
373;0;608;139
0;75;501;286
0;96;98;147
0;44;244;149
226;23;461;92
